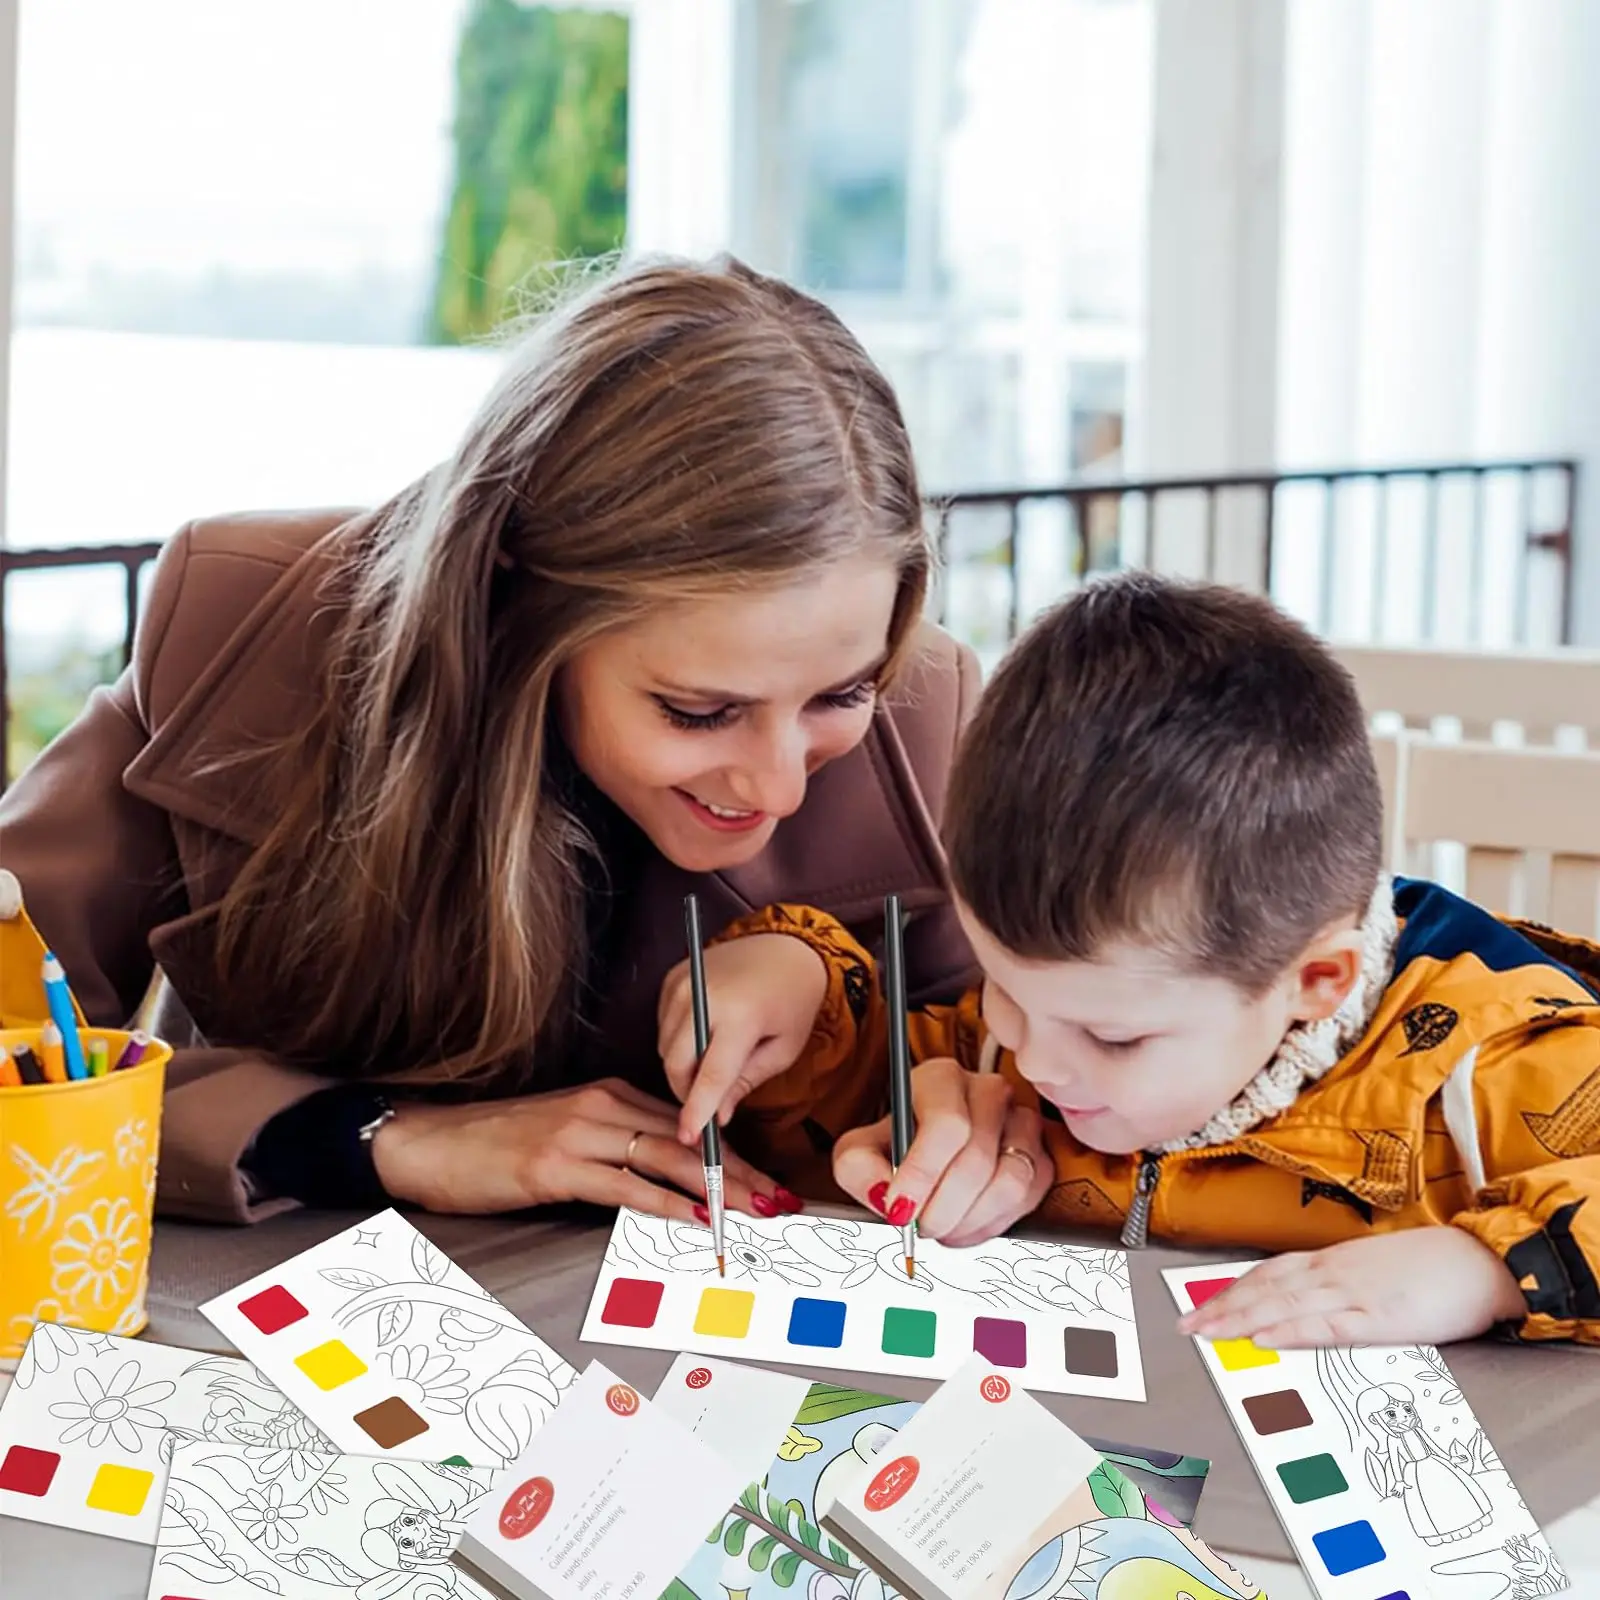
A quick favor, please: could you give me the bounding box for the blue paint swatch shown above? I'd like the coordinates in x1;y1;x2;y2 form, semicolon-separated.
1374;1592;1412;1599
1311;1519;1386;1576
787;1297;848;1348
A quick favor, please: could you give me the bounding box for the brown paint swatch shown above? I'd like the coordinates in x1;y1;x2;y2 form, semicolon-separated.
1241;1388;1313;1436
354;1396;431;1449
1062;1325;1119;1378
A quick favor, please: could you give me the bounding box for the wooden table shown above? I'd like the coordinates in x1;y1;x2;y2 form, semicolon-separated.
5;1207;1600;1597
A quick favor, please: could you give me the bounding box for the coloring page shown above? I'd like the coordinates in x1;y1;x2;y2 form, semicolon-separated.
202;1209;578;1466
148;1438;501;1600
0;1322;331;1545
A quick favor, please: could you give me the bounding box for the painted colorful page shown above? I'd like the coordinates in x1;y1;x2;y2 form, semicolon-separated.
0;1322;332;1547
581;1209;1145;1401
658;1365;1219;1600
201;1209;577;1467
1163;1260;1571;1599
146;1438;501;1600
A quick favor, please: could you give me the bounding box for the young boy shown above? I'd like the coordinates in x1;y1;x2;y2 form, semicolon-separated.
659;572;1600;1349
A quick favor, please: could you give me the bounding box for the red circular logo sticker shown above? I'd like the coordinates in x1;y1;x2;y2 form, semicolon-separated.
499;1476;554;1540
980;1374;1011;1404
606;1383;641;1417
862;1455;920;1512
685;1367;713;1390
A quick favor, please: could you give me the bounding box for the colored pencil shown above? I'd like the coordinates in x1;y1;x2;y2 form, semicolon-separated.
38;1021;68;1083
0;1047;20;1088
113;1030;151;1071
683;894;726;1278
87;1037;110;1078
41;952;89;1080
13;1043;46;1085
885;892;916;1277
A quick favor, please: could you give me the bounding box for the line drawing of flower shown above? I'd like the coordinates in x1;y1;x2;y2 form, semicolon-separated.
114;1118;150;1170
652;1214;824;1286
382;1345;473;1415
50;1197;145;1311
48;1359;176;1452
13;1317;79;1389
5;1144;105;1236
237;1480;308;1550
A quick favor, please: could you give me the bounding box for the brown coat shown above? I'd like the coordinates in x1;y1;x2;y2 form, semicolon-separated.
0;510;980;1223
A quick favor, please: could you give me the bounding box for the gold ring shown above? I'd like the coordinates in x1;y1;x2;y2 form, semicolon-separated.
999;1144;1038;1182
622;1132;645;1174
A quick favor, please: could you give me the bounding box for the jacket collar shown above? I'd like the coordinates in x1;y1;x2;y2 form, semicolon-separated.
122;529;950;921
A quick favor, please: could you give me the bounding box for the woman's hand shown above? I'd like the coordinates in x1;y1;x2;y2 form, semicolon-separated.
1175;1227;1528;1348
370;1078;787;1220
831;1057;1054;1248
658;933;830;1144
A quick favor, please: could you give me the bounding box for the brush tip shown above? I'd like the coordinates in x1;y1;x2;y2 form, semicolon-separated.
905;1258;915;1278
716;1255;726;1277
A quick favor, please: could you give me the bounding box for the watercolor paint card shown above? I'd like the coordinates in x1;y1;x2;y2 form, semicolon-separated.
145;1437;502;1600
817;1355;1264;1600
456;1361;747;1600
201;1209;577;1469
652;1353;817;1489
581;1209;1146;1401
1163;1260;1571;1599
0;1322;333;1547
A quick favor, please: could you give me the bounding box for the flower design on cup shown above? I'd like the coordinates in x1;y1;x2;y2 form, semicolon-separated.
49;1197;144;1311
114;1118;150;1171
382;1344;473;1416
238;1480;309;1550
48;1359;175;1452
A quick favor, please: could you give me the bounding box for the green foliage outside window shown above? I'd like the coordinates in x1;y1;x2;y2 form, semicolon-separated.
429;0;629;344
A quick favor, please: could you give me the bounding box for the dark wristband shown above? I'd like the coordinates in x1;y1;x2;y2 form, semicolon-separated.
242;1085;396;1209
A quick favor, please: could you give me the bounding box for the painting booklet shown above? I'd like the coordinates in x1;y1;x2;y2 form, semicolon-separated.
818;1355;1268;1600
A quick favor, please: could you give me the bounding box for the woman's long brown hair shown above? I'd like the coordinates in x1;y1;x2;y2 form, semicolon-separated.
214;257;929;1087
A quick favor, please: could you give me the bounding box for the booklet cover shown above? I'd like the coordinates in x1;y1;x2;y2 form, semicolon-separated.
818;1357;1264;1600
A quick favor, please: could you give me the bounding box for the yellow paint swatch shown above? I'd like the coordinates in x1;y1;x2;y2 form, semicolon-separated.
694;1286;755;1339
295;1338;368;1391
86;1462;154;1516
1212;1337;1280;1372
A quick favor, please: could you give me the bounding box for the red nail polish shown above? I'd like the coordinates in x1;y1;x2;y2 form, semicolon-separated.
867;1181;890;1215
887;1196;916;1227
693;1203;710;1224
750;1193;780;1218
775;1187;805;1214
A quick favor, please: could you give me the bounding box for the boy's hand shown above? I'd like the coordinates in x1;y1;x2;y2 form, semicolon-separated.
832;1057;1054;1248
659;933;830;1145
1176;1227;1528;1349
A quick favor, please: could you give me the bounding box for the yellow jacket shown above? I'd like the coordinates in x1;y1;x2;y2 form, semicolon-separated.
726;880;1600;1345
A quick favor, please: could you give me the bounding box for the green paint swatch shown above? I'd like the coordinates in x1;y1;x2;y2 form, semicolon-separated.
1276;1452;1348;1504
881;1306;937;1358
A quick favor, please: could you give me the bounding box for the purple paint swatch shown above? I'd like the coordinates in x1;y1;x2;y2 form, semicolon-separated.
972;1316;1028;1367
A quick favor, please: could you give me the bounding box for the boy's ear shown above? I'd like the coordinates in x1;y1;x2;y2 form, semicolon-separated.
1287;925;1365;1023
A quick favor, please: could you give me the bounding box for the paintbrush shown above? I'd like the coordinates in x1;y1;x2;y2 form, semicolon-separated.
885;892;915;1277
683;894;726;1277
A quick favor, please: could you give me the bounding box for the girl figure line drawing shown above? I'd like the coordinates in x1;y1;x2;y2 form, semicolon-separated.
1318;1348;1492;1547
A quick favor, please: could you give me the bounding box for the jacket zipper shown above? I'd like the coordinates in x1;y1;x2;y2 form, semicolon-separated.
1120;1153;1162;1248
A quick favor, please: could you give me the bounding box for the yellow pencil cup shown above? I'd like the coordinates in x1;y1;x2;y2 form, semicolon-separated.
0;1027;172;1362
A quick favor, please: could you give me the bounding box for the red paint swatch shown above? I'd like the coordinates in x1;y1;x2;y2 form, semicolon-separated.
1185;1276;1238;1310
237;1284;309;1335
602;1277;665;1329
0;1444;60;1497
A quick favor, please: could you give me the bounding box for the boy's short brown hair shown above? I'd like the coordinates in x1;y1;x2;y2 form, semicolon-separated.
945;571;1383;993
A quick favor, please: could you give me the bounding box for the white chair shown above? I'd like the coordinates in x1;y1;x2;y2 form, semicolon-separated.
1334;642;1600;748
1390;734;1600;938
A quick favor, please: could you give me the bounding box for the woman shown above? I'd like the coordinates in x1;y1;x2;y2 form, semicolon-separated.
0;257;978;1224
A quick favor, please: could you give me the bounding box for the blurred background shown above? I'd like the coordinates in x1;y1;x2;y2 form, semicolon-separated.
1;0;1596;779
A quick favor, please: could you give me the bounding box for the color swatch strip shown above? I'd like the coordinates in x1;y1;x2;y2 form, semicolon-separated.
1161;1261;1570;1599
581;1210;1146;1401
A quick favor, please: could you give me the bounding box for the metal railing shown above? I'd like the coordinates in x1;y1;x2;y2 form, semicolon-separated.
0;457;1581;786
